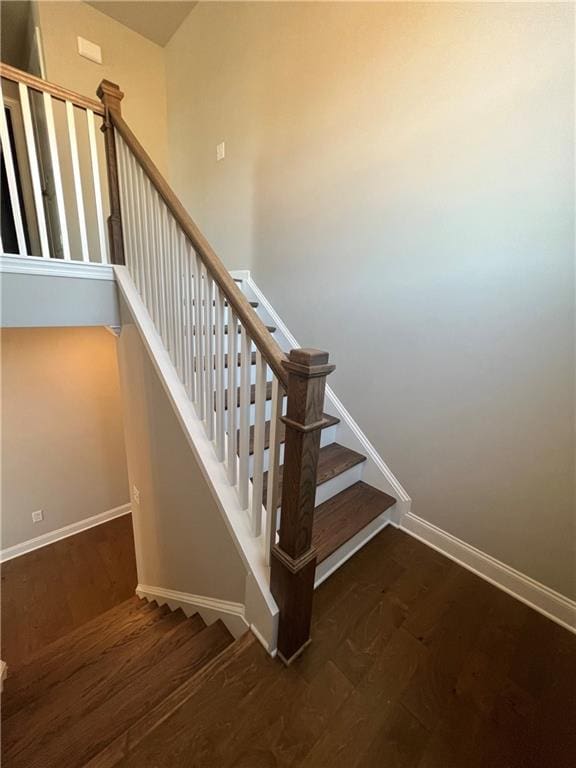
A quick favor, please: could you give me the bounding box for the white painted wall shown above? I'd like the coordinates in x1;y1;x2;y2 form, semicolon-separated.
164;2;575;598
1;327;129;549
116;298;247;604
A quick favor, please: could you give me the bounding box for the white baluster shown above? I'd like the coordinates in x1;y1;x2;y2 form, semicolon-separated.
238;326;251;510
116;139;132;272
193;251;204;418
251;351;267;537
86;109;108;263
0;86;27;255
227;309;238;485
265;378;283;563
127;153;143;291
214;286;226;460
65;101;89;262
18;84;50;258
184;240;196;402
203;270;214;440
42;93;70;259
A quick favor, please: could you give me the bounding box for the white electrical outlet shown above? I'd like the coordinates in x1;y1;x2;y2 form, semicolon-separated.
32;510;44;523
216;141;225;161
132;485;140;505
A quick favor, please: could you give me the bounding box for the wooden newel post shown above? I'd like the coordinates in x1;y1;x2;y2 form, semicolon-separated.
270;348;335;664
97;80;125;265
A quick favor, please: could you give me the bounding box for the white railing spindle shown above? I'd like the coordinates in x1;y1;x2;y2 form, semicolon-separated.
86;108;108;263
238;326;251;510
250;351;267;537
0;87;27;255
42;92;71;259
227;309;238;485
65;100;89;262
265;378;283;563
18;83;50;258
214;286;226;460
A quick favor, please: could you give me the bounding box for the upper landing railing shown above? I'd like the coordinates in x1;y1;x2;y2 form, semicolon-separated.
0;63;109;263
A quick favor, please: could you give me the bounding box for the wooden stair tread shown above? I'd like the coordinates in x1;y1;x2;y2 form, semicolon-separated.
114;633;267;768
238;413;340;455
2;609;205;752
3;618;232;768
262;442;367;507
221;380;275;410
192;299;258;308
2;596;147;708
2;599;183;720
312;481;396;563
90;632;258;766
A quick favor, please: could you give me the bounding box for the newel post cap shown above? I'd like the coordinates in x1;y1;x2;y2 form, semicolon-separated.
97;80;124;113
283;348;335;379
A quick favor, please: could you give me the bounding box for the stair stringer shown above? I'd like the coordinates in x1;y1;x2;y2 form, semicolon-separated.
231;270;412;526
114;266;279;654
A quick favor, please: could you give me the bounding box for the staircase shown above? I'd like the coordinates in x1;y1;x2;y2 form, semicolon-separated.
1;596;235;768
0;63;410;665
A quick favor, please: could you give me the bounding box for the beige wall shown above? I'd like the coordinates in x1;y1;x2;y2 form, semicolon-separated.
35;0;169;173
1;327;129;549
165;2;575;598
117;301;247;602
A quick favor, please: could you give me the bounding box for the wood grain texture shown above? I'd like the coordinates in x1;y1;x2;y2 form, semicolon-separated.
97;80;125;264
6;528;574;767
311;481;396;563
2;615;233;768
271;349;335;662
116;528;576;768
0;514;137;670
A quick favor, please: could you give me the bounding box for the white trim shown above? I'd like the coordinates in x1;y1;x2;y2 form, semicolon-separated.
0;253;115;280
136;584;249;640
250;622;277;657
0;503;131;562
401;512;576;635
231;270;411;512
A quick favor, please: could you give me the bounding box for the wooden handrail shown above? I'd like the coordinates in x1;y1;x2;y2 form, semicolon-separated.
0;62;105;116
106;100;289;386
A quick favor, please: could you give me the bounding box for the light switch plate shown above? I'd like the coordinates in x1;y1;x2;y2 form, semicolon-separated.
77;36;102;64
216;142;225;161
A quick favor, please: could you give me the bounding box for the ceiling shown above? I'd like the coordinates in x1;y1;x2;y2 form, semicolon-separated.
86;1;197;46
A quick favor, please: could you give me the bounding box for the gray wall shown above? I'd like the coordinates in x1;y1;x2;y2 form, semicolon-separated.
1;327;129;549
165;2;575;598
1;271;120;327
117;300;247;602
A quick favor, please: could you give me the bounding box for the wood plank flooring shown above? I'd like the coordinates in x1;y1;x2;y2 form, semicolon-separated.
117;526;576;768
1;514;137;670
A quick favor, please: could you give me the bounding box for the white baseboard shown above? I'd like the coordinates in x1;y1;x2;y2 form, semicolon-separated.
0;503;132;563
400;512;576;635
136;584;249;640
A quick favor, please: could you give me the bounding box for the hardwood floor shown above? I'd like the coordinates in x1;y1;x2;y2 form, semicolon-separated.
1;514;137;670
118;526;576;768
